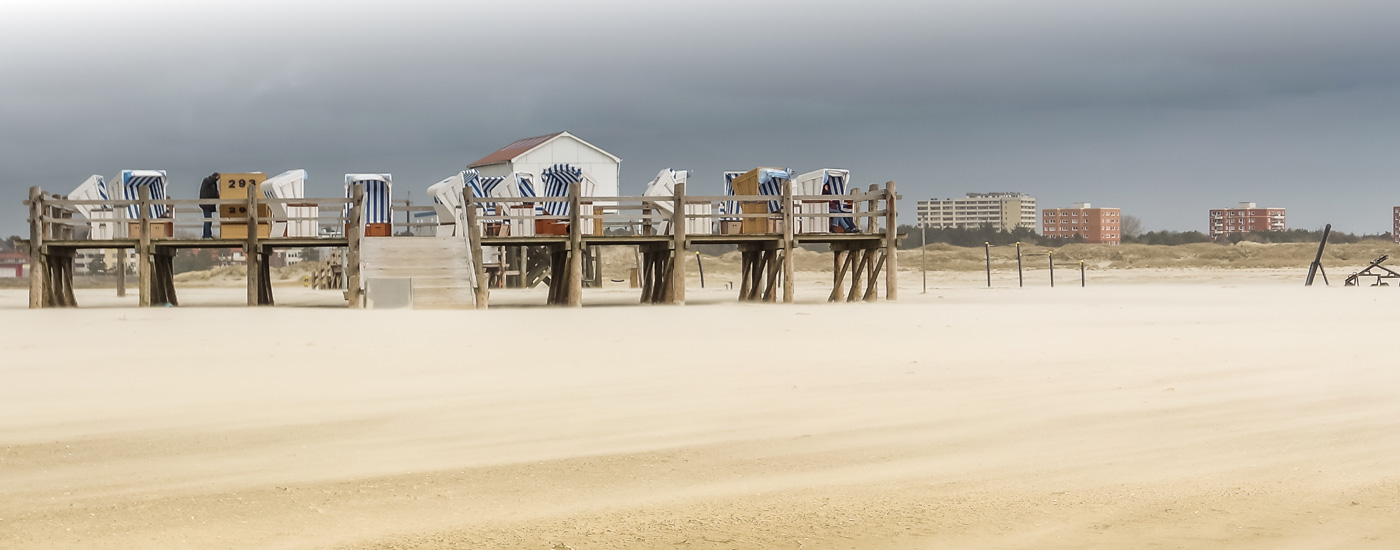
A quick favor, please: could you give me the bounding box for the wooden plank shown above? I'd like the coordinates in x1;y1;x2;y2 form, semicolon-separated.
669;182;687;305
884;181;898;301
567;181;583;307
830;250;853;302
865;250;887;302
847;249;869;303
781;179;795;303
346;184;364;309
640;252;651;303
738;250;752;301
137;186;151;308
246;187;260;306
462;188;488;309
28;187;44;309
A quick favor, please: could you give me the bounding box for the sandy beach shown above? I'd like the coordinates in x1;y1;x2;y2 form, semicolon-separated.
3;268;1399;549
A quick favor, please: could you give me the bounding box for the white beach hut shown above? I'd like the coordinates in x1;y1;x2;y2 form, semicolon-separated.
468;131;619;197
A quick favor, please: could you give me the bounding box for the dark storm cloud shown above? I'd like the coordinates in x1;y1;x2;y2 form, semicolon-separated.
3;0;1399;235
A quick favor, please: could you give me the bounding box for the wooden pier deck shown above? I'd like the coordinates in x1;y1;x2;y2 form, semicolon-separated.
24;180;902;309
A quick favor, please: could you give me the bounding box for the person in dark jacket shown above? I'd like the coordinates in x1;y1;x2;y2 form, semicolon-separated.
200;173;220;238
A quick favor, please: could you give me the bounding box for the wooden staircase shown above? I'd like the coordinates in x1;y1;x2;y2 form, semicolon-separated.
359;236;477;309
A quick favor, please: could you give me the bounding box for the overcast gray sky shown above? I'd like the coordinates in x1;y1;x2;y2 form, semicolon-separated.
3;0;1398;236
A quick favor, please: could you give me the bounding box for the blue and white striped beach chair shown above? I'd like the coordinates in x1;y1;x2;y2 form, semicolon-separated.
823;170;858;233
120;170;170;220
539;164;583;217
721;171;742;222
538;164;598;233
485;173;535;236
793;169;856;234
344;174;393;232
756;168;791;214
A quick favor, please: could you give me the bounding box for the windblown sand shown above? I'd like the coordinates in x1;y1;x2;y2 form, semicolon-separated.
2;270;1399;549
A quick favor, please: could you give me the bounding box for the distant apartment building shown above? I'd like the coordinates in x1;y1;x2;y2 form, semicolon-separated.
1041;203;1122;244
916;192;1037;231
1393;207;1399;243
1209;202;1285;237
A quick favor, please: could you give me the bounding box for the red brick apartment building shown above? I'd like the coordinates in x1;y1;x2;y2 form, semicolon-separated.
1041;203;1121;244
1208;202;1285;238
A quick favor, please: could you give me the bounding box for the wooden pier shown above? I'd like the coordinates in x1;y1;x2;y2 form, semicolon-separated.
24;179;901;309
24;184;363;309
464;180;901;308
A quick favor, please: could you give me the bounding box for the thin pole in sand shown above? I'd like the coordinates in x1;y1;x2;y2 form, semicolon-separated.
1305;223;1331;286
1080;260;1086;287
696;251;705;289
1049;251;1055;288
1016;242;1023;288
984;241;991;288
920;224;927;294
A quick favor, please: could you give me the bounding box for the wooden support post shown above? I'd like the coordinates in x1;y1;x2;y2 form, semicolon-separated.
137;186;152;307
884;181;898;301
115;247;127;297
346;184;364;309
462;188;488;309
847;249;869;303
246;187;260;306
566;182;583;307
865;250;886;302
762;249;779;302
748;250;766;301
866;184;878;233
781;180;794;303
830;248;853;302
259;251;274;305
659;252;675;303
639;249;654;303
28;187;44;309
738;250;752;300
669;182;687;305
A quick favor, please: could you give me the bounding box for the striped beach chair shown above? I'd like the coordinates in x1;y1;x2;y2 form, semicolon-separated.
120;170;170;220
261;169;314;237
793;169;855;234
488;173;535;237
756;168;790;214
721;171;742;221
344;174;392;233
68;175;119;239
538;164;582;217
539;164;597;233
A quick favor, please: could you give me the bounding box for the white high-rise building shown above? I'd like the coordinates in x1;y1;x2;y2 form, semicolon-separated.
916;192;1038;230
